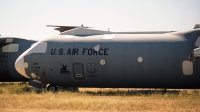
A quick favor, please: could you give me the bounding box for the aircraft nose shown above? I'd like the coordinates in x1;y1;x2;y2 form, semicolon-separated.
15;54;29;78
15;41;47;79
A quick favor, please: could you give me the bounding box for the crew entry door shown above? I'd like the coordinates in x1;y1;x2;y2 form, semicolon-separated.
73;63;85;80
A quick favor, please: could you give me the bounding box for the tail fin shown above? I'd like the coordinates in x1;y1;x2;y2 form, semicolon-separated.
194;24;200;29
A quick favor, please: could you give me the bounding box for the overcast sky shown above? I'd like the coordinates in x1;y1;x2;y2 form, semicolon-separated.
0;0;200;39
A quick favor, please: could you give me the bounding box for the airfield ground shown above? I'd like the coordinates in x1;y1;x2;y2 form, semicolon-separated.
0;83;200;112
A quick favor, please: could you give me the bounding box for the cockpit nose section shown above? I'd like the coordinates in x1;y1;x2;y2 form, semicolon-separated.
23;54;44;79
15;53;29;78
15;41;47;79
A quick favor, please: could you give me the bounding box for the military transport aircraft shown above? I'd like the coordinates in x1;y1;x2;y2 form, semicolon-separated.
0;25;172;84
1;24;200;92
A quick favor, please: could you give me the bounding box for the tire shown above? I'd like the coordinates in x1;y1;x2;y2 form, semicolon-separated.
47;85;57;92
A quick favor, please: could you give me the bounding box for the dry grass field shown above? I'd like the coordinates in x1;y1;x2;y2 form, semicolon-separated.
0;83;200;112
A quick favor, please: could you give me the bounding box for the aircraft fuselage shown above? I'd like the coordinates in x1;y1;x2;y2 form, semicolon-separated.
18;29;200;89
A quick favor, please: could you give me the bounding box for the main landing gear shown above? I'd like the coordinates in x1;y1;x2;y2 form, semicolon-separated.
29;80;78;92
47;85;57;93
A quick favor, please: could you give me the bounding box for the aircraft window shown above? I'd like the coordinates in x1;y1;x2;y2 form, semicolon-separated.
182;61;193;75
138;57;143;62
6;39;13;43
27;42;47;55
24;62;28;68
94;44;100;51
2;44;19;52
100;59;106;65
195;37;200;47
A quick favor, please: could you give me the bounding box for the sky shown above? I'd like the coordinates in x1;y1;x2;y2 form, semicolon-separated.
0;0;200;39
